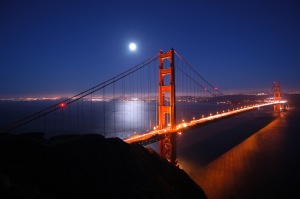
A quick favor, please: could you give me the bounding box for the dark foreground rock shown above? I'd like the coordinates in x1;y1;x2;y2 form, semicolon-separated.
0;133;207;199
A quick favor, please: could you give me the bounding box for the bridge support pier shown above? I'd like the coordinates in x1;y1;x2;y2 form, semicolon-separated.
159;133;177;165
158;49;177;166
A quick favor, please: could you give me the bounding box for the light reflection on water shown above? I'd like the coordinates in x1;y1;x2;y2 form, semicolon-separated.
0;100;234;139
176;108;291;199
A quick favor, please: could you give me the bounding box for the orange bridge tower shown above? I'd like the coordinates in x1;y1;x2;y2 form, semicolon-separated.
158;49;177;166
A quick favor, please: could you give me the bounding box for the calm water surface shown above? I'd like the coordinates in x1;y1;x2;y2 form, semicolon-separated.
0;100;233;139
176;106;300;198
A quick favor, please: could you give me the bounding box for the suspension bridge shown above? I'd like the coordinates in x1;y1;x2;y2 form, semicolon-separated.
0;48;285;166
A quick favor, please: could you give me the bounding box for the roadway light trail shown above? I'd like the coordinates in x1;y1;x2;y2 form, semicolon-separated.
123;101;286;145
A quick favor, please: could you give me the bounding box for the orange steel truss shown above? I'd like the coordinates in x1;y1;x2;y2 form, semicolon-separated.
273;82;281;112
158;49;177;166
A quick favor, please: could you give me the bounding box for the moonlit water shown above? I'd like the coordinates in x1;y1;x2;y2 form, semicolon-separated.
0;100;234;139
0;100;157;139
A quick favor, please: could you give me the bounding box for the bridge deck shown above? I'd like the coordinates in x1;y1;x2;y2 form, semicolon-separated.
123;102;283;145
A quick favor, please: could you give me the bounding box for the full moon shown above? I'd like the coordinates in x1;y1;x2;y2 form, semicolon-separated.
129;43;137;51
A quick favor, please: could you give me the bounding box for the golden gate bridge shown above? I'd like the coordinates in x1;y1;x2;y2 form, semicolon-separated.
0;49;285;166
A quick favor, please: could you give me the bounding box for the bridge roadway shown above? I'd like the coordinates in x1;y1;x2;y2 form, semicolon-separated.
123;101;284;145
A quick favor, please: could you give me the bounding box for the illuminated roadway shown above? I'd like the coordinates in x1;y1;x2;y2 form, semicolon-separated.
123;101;286;145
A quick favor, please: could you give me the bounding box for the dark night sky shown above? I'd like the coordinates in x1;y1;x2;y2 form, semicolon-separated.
1;0;299;97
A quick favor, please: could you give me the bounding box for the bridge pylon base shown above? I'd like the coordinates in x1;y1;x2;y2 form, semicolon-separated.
159;133;178;166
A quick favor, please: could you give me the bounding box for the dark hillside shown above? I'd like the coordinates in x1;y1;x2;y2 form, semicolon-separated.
0;133;207;199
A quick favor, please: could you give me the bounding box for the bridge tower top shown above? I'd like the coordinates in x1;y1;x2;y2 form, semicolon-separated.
158;48;176;130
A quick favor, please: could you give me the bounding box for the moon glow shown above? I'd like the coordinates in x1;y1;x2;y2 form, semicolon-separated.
129;43;137;51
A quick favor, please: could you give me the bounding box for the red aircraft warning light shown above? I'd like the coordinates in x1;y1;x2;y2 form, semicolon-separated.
60;103;66;108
